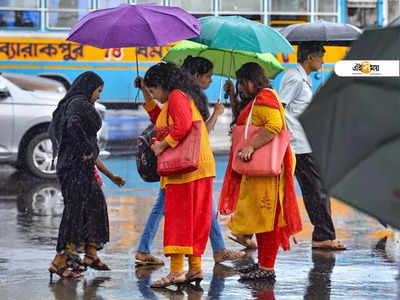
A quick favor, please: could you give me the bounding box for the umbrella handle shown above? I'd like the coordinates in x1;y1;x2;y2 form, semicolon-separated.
135;49;140;102
224;50;234;99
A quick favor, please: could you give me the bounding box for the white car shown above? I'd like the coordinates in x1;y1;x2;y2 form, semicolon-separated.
0;72;108;179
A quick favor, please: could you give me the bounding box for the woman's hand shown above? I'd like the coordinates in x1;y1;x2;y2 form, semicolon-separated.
111;175;126;187
134;76;145;89
223;80;236;99
151;140;169;156
82;153;93;161
238;145;255;162
213;101;225;117
134;76;152;103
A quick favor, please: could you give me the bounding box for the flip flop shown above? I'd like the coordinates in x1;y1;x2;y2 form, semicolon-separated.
228;235;258;249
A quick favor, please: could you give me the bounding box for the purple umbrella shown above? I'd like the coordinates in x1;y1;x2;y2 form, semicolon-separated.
67;3;201;48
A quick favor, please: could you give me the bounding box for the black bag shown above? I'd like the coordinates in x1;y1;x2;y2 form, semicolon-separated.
136;124;160;182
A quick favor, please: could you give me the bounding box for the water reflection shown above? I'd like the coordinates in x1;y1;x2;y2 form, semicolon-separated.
304;250;336;300
0;170;63;247
0;170;63;217
49;276;111;300
208;263;237;299
135;265;162;299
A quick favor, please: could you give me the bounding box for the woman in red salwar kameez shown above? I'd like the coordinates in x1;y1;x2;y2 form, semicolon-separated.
140;63;216;288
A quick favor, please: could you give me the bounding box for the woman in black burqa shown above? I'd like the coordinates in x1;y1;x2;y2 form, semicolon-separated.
48;71;125;280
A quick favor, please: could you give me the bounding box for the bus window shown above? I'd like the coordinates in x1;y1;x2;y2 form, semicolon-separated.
135;0;163;3
347;1;378;27
0;10;39;28
220;0;261;13
170;0;213;14
388;0;400;24
97;0;128;9
270;0;308;13
47;0;90;29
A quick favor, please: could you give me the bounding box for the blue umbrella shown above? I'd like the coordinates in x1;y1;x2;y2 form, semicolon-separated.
190;16;294;54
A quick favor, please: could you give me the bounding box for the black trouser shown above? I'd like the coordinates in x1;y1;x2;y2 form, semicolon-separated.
295;153;336;242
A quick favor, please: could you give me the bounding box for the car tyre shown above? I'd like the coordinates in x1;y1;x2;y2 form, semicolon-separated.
25;132;57;179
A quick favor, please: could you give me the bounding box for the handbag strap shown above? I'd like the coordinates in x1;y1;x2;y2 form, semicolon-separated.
244;99;256;140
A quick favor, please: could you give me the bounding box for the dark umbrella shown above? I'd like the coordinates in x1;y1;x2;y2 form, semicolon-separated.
299;26;400;228
388;16;400;27
279;20;362;46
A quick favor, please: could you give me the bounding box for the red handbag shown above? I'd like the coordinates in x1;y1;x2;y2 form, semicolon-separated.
232;99;292;176
155;119;202;176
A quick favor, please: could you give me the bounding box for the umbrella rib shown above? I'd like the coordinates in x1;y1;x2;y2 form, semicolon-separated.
101;13;121;48
139;11;160;46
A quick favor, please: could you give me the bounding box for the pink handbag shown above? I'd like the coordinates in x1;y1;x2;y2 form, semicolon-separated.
232;99;292;176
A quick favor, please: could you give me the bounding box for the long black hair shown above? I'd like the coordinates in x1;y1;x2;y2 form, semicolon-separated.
144;62;210;121
236;62;271;96
182;56;213;76
229;63;271;128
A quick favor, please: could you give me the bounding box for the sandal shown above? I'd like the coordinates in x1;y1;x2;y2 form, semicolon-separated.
312;240;346;251
236;263;259;274
48;263;81;282
239;267;276;281
184;270;204;285
214;249;246;263
83;255;111;271
228;234;258;249
150;272;186;288
66;254;87;273
135;254;165;266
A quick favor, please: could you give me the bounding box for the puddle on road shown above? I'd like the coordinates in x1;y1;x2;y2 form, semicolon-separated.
0;159;399;299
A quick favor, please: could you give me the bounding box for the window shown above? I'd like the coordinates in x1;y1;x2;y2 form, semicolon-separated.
0;0;40;28
220;0;261;13
170;0;213;13
47;0;91;29
388;0;400;24
270;0;308;12
135;0;163;4
0;10;39;27
316;0;336;12
314;15;337;22
97;0;128;9
1;0;39;8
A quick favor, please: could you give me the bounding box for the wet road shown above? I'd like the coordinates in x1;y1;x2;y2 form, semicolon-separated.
0;156;399;300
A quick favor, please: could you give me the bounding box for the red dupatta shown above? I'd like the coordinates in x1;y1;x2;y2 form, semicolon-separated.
218;88;302;250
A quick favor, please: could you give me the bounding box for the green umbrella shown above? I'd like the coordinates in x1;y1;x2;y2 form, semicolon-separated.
163;40;284;79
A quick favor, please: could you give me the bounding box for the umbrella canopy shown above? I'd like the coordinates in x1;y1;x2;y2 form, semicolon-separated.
279;20;362;46
299;26;400;228
67;3;201;48
190;16;294;54
388;16;400;27
162;40;284;79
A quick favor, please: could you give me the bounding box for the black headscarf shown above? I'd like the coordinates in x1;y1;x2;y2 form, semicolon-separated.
48;71;104;160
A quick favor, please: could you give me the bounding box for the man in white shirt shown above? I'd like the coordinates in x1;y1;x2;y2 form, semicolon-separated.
279;44;345;250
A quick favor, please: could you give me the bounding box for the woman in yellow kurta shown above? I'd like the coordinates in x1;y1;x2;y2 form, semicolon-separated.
220;63;302;281
138;63;215;288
